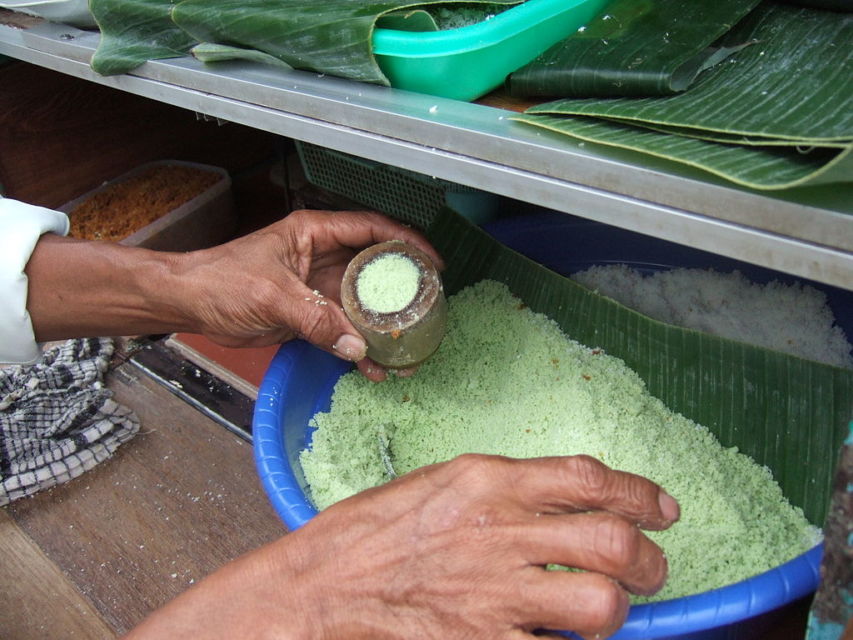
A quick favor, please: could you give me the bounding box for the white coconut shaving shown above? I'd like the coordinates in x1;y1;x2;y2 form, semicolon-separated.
571;266;853;369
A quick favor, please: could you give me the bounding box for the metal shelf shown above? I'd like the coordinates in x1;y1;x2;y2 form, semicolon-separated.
2;17;851;289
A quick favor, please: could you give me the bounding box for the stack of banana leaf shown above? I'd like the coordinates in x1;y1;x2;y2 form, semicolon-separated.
507;0;852;190
88;0;523;84
87;0;851;190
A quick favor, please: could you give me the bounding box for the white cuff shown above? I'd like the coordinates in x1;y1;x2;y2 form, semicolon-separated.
0;198;70;365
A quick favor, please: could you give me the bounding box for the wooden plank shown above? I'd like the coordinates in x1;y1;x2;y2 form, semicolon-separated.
0;8;42;29
6;362;286;635
476;89;537;113
0;510;115;639
165;334;279;400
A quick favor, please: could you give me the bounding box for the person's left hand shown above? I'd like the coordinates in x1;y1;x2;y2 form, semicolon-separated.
172;209;443;381
124;454;678;640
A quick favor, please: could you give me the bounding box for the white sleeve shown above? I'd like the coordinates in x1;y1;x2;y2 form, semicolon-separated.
0;198;70;365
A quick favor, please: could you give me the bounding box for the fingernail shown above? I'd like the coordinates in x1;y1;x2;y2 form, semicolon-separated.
658;490;680;522
333;334;367;361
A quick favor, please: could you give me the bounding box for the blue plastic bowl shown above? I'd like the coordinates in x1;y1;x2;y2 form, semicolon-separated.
254;212;834;639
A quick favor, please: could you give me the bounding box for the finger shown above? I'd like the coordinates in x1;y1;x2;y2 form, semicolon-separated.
279;280;367;362
512;513;668;596
281;279;390;381
299;210;446;270
507;456;679;530
517;568;629;639
356;357;388;382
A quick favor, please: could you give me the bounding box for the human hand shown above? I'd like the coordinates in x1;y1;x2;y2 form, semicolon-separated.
171;209;444;381
126;454;679;640
24;208;439;380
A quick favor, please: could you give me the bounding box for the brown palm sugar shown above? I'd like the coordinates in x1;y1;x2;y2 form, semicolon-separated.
69;164;221;242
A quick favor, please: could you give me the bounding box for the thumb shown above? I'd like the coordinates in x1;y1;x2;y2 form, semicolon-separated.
288;287;367;363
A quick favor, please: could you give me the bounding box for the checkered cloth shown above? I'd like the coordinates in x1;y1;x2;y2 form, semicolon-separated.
0;338;139;505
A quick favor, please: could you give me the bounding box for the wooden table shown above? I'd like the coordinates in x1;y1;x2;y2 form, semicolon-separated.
0;360;286;638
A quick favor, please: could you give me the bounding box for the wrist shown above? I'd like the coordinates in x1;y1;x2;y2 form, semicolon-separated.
127;246;198;334
278;524;406;640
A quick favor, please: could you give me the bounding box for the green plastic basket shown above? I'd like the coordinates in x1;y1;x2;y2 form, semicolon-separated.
373;0;610;100
296;141;500;229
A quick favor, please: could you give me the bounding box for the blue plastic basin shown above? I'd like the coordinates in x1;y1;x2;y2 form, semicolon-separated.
254;212;837;639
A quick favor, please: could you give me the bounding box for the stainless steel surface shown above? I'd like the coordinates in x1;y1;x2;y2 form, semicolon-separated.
1;17;851;289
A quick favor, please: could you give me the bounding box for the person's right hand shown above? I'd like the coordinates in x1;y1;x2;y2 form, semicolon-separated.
169;209;444;380
126;454;679;640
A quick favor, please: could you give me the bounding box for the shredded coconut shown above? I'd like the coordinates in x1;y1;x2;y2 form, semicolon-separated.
301;280;819;602
572;266;852;369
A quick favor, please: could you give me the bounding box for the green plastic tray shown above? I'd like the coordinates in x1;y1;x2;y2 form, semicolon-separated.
296;141;500;229
373;0;610;100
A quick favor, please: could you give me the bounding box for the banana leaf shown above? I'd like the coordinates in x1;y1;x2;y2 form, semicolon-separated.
89;0;520;81
513;113;853;189
188;8;443;71
375;8;440;30
526;4;853;142
90;0;197;75
190;43;293;69
427;206;853;527
610;120;852;148
506;0;763;98
513;4;853;189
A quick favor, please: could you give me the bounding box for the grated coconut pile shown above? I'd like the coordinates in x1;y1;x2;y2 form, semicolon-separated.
301;280;821;602
571;265;853;369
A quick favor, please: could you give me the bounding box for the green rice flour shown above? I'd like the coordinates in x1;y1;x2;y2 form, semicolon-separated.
301;280;820;601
